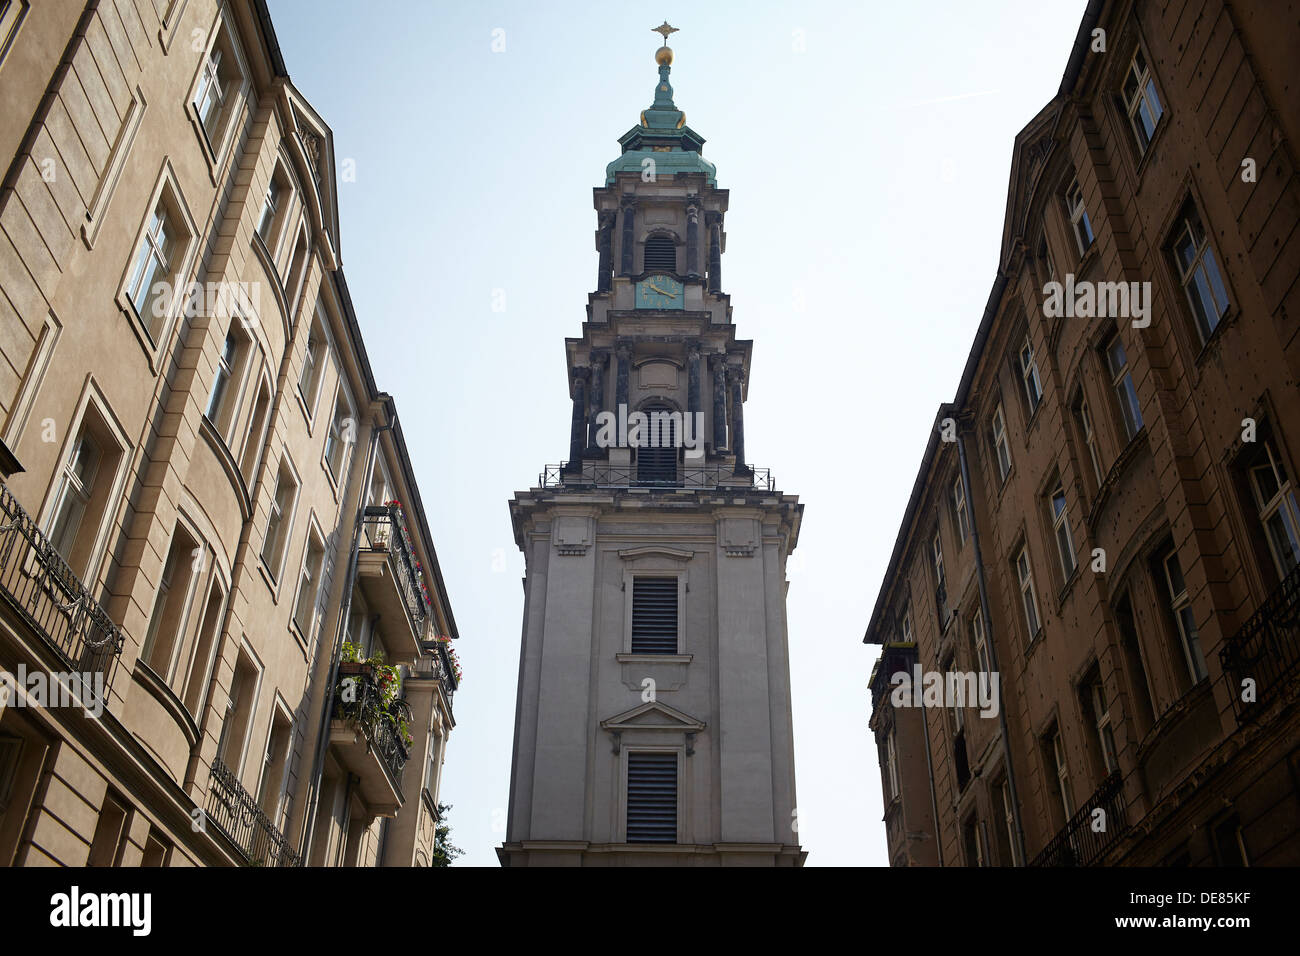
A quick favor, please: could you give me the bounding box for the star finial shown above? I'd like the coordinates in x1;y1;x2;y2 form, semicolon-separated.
653;21;678;47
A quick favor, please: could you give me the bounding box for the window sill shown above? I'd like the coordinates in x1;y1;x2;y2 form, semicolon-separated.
199;414;252;523
1024;626;1046;660
297;388;319;435
258;560;282;603
1055;564;1081;612
1085;426;1150;532
616;653;692;665
115;291;165;376
250;232;293;341
1130;114;1170;193
1191;305;1239;371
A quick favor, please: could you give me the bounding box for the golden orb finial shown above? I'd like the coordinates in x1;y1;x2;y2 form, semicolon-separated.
652;21;678;65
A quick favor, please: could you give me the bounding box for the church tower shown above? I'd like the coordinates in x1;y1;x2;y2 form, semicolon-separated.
499;26;805;867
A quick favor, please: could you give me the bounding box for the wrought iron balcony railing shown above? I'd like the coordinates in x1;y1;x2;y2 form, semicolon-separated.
333;669;411;785
1030;771;1127;867
1220;561;1300;721
205;758;300;867
0;482;125;691
540;462;774;492
360;505;427;634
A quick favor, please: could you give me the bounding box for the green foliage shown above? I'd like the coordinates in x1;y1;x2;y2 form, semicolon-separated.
431;803;463;867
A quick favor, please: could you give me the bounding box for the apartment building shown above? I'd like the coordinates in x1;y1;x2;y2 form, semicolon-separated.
865;0;1300;867
0;0;459;867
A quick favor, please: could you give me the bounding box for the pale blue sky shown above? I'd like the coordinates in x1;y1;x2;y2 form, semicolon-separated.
266;0;1087;866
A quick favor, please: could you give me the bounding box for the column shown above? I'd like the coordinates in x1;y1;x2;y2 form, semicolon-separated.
615;342;631;412
686;201;701;278
596;210;615;292
565;368;588;473
706;211;723;293
729;366;749;474
709;354;727;452
586;351;607;455
620;199;637;276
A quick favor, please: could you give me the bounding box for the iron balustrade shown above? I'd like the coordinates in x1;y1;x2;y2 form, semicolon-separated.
205;758;300;867
540;462;775;492
333;670;411;784
1030;771;1127;867
359;505;427;634
0;482;124;691
1220;561;1300;721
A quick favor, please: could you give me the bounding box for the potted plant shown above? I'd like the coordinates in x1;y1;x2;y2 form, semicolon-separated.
336;641;373;676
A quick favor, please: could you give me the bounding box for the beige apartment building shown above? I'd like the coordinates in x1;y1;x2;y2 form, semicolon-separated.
499;31;805;867
864;0;1300;867
0;0;459;867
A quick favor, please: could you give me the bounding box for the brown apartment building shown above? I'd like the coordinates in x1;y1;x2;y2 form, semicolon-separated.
864;0;1300;866
0;0;459;866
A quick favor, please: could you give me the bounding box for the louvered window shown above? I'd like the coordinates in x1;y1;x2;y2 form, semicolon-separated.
643;236;677;273
631;577;678;653
635;407;679;486
626;752;677;843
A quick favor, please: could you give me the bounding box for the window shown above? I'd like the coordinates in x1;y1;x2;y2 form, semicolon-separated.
1065;178;1094;256
293;527;326;638
1121;47;1164;153
948;653;970;790
216;650;259;775
1170;202;1230;343
284;225;310;316
991;402;1011;483
238;374;272;487
1115;593;1156;732
261;459;299;580
970;612;990;675
181;576;225;717
1015;545;1041;641
256;708;293;823
1049;480;1077;580
298;310;327;415
206;324;250;438
256;173;285;249
952;476;970;546
141;525;201;683
900;610;913;643
885;729;900;801
643;235;676;273
1048;727;1073;820
630;576;678;654
932;530;947;624
1245;440;1300;580
1018;337;1043;415
1160;546;1207;683
963;815;985;867
87;791;129;867
191;19;244;157
140;829;171;867
324;390;354;482
635;404;679;485
126;202;179;336
1076;396;1104;487
44;406;125;581
1104;334;1144;441
1085;673;1119;775
997;778;1019;866
47;431;103;566
1211;815;1249;866
626;752;677;843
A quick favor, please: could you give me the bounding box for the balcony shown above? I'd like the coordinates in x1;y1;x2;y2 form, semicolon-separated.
0;482;125;693
414;639;459;706
1030;771;1128;867
1220;562;1300;721
355;505;428;661
540;461;775;491
205;758;300;867
329;668;411;816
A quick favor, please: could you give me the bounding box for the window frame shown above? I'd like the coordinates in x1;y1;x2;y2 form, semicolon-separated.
1064;177;1095;257
991;401;1012;484
186;10;251;170
1018;337;1043;416
1015;544;1042;642
1104;333;1144;442
260;455;301;585
1048;478;1077;581
952;475;971;547
1120;44;1165;155
1169;201;1231;345
1160;545;1208;684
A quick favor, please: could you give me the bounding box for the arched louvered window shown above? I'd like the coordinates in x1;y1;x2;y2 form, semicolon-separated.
643;236;677;273
635;405;680;486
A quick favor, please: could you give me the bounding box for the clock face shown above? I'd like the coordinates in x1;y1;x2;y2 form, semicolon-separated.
635;274;685;310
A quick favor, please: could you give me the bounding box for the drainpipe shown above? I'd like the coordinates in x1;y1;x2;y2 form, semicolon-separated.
917;699;943;866
956;427;1028;866
301;415;392;860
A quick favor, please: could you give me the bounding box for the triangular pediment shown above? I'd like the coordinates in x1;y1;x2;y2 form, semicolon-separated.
999;98;1065;268
601;700;705;732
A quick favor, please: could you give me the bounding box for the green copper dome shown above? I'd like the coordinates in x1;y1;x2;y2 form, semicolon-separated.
605;51;716;186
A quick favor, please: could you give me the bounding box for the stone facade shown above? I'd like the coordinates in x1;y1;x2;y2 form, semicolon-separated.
0;0;458;867
498;39;805;866
865;0;1300;868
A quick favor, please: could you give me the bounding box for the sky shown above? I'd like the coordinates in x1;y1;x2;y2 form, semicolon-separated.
266;0;1087;866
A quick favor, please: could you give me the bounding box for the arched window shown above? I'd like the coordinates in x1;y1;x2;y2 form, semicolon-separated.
643;236;677;273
